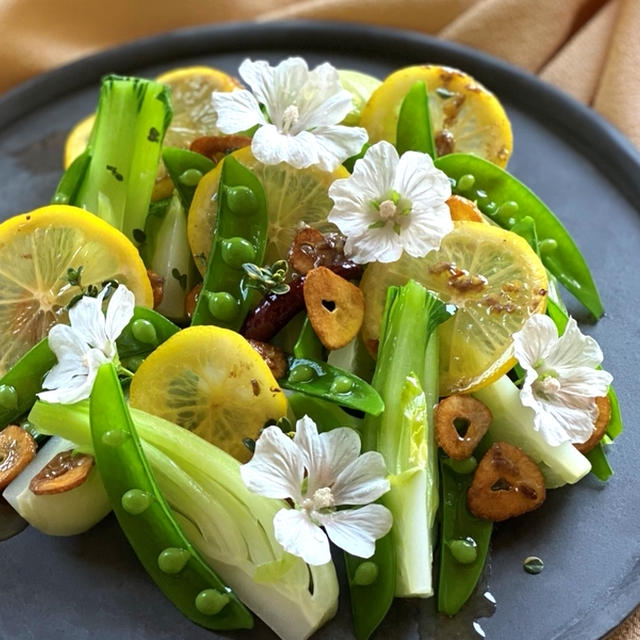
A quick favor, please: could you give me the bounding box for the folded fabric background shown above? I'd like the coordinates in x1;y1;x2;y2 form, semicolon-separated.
0;0;637;638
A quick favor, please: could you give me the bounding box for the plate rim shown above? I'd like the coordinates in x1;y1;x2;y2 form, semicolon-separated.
0;18;638;640
2;19;640;207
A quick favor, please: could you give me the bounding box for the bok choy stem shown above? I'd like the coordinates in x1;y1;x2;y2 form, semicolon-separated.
28;399;339;640
74;74;172;243
364;280;452;597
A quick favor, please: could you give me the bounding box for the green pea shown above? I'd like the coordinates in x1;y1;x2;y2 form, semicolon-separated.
131;318;158;346
449;537;478;565
207;292;239;322
0;384;18;410
352;561;379;586
445;456;477;475
157;547;191;574
330;375;353;394
121;488;154;515
195;588;231;616
523;556;544;574
121;355;146;372
288;364;317;384
221;237;256;269
484;201;498;215
497;200;519;218
178;168;203;187
102;429;130;447
456;174;475;191
538;238;558;254
225;185;258;216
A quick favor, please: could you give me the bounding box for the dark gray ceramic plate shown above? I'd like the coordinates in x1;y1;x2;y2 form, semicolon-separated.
0;20;638;640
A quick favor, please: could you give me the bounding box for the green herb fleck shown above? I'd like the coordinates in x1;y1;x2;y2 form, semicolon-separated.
106;164;124;182
171;268;188;290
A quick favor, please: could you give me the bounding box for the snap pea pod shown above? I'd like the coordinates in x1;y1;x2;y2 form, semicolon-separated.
287;392;361;433
116;307;180;369
293;316;325;361
191;155;268;329
0;306;178;429
396;80;436;158
585;443;613;481
51;149;91;205
90;362;253;630
438;456;492;616
279;357;384;415
546;297;623;445
288;387;393;640
510;215;538;253
0;338;56;429
435;153;604;319
345;534;396;640
162;147;215;210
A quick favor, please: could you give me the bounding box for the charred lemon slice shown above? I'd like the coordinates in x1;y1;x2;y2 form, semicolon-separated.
360;65;513;167
188;147;348;275
129;325;287;462
360;221;547;395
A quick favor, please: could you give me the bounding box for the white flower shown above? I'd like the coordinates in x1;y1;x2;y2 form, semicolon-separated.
512;313;613;447
211;57;368;171
38;284;135;404
327;141;453;264
240;415;393;566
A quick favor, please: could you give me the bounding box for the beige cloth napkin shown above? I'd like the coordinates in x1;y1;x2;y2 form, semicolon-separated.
0;0;638;638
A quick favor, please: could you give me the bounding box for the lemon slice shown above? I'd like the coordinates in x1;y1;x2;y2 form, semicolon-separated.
63;66;241;198
63;114;96;169
360;65;513;167
129;325;287;462
360;221;548;395
0;205;153;375
155;65;241;150
188;147;348;275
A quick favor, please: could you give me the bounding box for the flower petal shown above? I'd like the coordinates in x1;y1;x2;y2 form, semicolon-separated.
318;504;393;559
399;203;453;258
331;451;390;505
513;313;560;370
344;224;404;264
240;426;304;501
238;58;277;107
523;389;598;446
273;507;332;566
294;417;362;495
251;124;319;169
547;317;605;372
38;348;105;404
68;291;108;351
308;124;369;172
210;89;266;134
296;62;352;129
393;151;451;204
104;285;135;343
46;323;90;361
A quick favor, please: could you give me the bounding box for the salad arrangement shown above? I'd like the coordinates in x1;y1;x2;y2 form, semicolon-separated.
0;56;623;639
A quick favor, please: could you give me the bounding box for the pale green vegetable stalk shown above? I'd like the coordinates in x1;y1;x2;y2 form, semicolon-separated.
28;400;338;640
3;435;110;536
142;193;197;321
364;280;451;597
473;375;591;486
74;74;172;243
